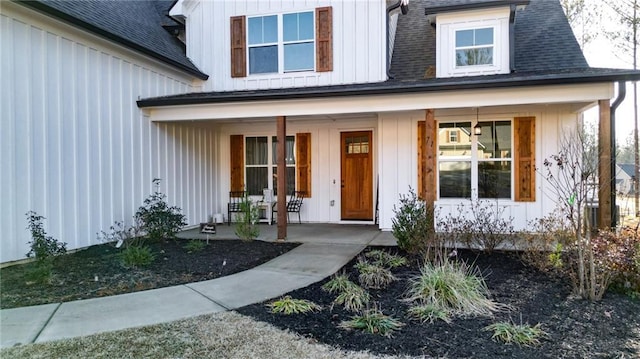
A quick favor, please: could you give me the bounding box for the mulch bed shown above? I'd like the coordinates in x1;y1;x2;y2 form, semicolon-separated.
1;239;298;309
238;247;640;359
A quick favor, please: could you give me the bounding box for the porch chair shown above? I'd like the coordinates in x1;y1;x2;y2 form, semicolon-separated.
272;191;305;224
227;191;246;225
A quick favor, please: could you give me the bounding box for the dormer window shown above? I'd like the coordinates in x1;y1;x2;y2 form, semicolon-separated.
434;8;510;78
455;27;494;67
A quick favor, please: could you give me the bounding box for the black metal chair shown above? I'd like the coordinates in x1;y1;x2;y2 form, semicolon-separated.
272;191;305;224
227;191;246;225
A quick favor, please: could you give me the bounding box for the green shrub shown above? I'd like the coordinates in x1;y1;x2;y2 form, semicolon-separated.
364;250;408;268
355;259;396;289
235;193;260;241
406;260;502;318
184;240;207;252
391;188;437;255
120;245;155;268
267;296;321;314
135;179;187;241
25;211;67;259
485;321;547;346
322;273;357;294
24;260;54;285
333;284;370;312
340;307;404;337
407;304;451;324
97;220;144;247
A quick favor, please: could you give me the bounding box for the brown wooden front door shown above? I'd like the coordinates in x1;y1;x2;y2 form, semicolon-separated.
341;131;373;220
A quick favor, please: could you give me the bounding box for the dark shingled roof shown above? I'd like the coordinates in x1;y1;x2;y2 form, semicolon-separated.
390;0;588;81
17;0;208;79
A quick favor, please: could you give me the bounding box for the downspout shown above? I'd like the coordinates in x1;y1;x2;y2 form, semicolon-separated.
386;0;409;79
610;81;627;227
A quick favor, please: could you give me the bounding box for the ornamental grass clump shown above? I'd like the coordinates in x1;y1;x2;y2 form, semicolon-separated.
333;284;370;312
407;304;452;324
340;306;404;337
484;321;547;346
321;273;357;294
268;296;321;315
406;260;501;319
364;250;408;268
354;258;397;289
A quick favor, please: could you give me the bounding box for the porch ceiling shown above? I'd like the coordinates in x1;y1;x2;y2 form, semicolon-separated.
143;83;613;122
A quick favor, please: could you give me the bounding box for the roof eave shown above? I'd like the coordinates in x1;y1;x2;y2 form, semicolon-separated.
425;0;530;15
16;0;209;80
136;71;640;108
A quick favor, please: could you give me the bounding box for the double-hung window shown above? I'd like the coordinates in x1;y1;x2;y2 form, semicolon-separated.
247;11;314;75
438;120;512;199
455;27;494;67
245;136;295;195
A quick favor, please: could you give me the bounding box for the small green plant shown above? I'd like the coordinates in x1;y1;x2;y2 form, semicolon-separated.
392;187;437;255
322;273;357;294
407;304;452;324
364;250;408;268
25;211;67;259
340;306;404;337
24;261;54;284
333;284;371;312
354;259;397;289
97;220;144;247
120;245;155;268
135;179;187;241
405;260;502;318
184;240;207;252
235;193;260;241
548;243;563;268
267;296;321;314
485;321;547;346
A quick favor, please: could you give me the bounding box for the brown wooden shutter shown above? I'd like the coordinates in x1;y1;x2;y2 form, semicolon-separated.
230;16;246;78
514;117;536;202
296;133;312;197
230;135;244;192
315;7;333;72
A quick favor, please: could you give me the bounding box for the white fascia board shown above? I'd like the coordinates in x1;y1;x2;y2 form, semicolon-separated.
146;82;614;122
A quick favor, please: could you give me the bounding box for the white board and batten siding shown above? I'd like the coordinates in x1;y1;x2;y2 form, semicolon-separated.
1;4;217;263
175;0;387;92
376;106;580;232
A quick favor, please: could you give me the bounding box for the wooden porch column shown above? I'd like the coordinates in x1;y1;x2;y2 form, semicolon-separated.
598;100;612;229
276;116;287;240
424;110;437;206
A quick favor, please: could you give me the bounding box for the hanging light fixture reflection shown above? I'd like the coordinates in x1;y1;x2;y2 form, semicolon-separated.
473;108;482;136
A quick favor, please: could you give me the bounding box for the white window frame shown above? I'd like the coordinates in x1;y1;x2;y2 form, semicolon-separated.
247;11;316;76
435;7;510;78
454;27;495;68
244;135;296;196
437;119;513;200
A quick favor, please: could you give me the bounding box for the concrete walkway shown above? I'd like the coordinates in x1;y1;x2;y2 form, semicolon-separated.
1;225;396;348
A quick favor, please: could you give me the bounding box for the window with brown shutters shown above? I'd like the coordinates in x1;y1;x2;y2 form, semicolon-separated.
296;133;312;197
514;117;536;202
315;6;333;72
230;135;245;191
230;16;246;78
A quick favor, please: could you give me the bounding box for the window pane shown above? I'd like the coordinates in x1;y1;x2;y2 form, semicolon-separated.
283;13;297;42
248;17;262;45
249;46;278;74
475;28;493;45
284;42;314;71
456;47;493;66
263;15;278;43
478;121;511;159
272;136;295;165
478;161;511;198
246;137;268;165
298;12;314;40
456;29;473;47
248;16;277;45
247;167;268;195
284;12;314;42
439;161;471;198
438;122;471;158
272;167;296;195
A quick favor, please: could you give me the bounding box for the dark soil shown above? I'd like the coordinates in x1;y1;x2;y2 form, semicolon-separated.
238;247;640;359
1;239;298;309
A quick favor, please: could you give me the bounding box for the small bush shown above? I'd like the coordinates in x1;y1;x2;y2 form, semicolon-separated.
364;250;407;268
97;220;145;248
485;321;547;346
333;284;370;312
406;260;502;318
24;260;54;284
120;245;155;268
355;259;397;289
25;211;67;259
340;306;404;337
322;273;357;294
392;187;438;256
235;193;260;241
407;304;451;324
268;296;321;314
184;240;207;252
135;179;187;241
